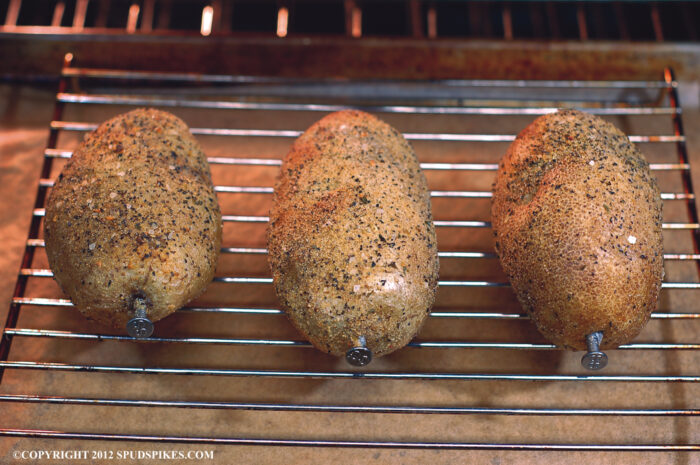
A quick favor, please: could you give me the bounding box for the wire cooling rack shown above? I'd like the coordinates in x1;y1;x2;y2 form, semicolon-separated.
1;54;700;453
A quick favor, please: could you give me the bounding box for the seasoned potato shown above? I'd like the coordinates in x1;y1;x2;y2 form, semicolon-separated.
491;109;663;350
44;109;222;330
267;110;439;359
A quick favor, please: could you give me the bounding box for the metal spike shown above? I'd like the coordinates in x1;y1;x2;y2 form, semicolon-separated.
126;297;154;338
581;331;608;370
346;336;372;366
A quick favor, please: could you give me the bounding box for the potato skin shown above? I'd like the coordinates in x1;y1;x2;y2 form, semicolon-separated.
267;110;439;357
44;109;222;329
491;110;663;350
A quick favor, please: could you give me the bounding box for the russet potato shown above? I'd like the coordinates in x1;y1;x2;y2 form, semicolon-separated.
491;110;663;350
267;110;439;358
45;109;222;330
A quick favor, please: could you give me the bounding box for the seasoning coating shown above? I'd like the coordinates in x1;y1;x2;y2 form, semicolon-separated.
44;109;222;329
267;110;439;357
491;109;664;350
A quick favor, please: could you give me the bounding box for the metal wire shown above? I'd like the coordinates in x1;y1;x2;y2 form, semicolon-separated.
36;177;697;200
0;428;698;451
10;297;700;320
29;208;700;230
2;62;700;451
48;120;687;143
54;92;682;116
4;360;700;382
6;328;700;351
16;268;700;289
60;67;678;89
22;239;700;261
43;149;694;172
2;394;700;416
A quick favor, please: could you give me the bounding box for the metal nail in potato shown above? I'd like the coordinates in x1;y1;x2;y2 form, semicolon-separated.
44;109;222;335
267;110;439;363
491;110;664;366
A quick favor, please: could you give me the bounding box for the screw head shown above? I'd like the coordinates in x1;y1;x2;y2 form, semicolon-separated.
581;351;608;370
126;317;154;338
346;346;373;366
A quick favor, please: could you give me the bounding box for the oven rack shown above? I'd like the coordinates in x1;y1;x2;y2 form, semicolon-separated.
1;55;700;453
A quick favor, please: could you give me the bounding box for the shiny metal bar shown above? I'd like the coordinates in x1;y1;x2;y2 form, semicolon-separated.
650;3;663;42
11;298;700;320
576;4;588;40
502;4;513;40
2;394;700;416
426;3;436;38
29;210;700;230
664;254;700;260
7;329;700;351
213;277;273;284
182;306;283;315
54;93;682;116
16;269;700;289
221;247;267;254
21;241;700;259
125;3;140;33
0;428;698;450
438;280;508;287
662;223;700;230
140;0;154;32
13;428;700;450
437;251;496;258
4;0;21;26
221;215;268;222
214;186;273;194
72;0;89;29
12;297;73;307
208;157;282;166
661;283;700;289
37;178;695;200
433;220;490;227
47;121;685;143
42;151;691;173
2;361;700;382
4;329;309;346
660;193;695;200
60;67;675;89
51;2;65;27
649;163;691;171
20;269;54;277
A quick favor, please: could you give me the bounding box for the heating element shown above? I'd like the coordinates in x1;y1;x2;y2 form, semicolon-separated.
3;0;698;42
1;54;700;453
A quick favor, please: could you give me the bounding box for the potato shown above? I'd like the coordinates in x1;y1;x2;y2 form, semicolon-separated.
491;109;663;350
44;109;222;332
267;110;439;360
